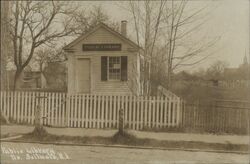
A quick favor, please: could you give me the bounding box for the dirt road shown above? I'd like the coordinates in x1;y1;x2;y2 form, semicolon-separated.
1;142;249;164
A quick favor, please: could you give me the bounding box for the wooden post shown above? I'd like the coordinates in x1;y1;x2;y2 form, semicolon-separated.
35;102;42;128
35;94;47;128
119;108;124;134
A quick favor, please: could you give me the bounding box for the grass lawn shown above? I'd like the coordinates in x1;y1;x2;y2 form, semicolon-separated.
15;128;248;153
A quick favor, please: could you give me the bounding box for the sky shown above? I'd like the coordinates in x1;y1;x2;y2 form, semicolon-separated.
78;0;249;71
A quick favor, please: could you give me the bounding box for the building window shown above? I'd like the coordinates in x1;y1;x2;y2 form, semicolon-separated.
101;56;127;81
108;57;121;80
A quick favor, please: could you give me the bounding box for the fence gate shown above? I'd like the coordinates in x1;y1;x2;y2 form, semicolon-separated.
39;92;67;127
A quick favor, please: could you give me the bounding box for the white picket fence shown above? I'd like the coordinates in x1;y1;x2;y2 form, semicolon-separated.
0;91;184;130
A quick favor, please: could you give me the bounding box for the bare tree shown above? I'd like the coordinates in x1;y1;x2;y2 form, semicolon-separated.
33;47;66;73
205;60;228;80
71;5;120;36
162;0;220;89
123;0;220;93
33;48;51;73
127;0;166;95
9;1;77;89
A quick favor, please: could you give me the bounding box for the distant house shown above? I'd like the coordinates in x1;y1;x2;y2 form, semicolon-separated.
63;21;141;95
22;71;46;89
224;68;239;80
6;66;46;90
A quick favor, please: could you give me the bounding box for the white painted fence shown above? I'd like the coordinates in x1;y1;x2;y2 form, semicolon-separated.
0;91;183;130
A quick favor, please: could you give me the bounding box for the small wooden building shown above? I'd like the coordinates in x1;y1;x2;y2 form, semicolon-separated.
63;21;141;95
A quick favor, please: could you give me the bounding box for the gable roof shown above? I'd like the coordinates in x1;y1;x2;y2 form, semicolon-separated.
63;22;140;51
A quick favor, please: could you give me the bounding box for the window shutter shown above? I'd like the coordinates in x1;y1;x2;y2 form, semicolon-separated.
101;56;107;81
121;56;128;81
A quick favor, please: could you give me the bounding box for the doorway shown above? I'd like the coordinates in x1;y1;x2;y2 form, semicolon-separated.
76;58;90;93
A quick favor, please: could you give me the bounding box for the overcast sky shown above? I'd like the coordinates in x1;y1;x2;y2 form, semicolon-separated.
9;1;248;72
78;0;249;71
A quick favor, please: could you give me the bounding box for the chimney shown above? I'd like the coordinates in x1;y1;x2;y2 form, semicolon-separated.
121;20;127;37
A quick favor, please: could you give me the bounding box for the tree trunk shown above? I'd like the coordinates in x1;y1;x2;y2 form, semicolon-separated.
167;64;172;89
13;69;22;90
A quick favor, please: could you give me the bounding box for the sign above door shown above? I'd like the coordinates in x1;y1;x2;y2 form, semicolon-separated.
82;44;122;51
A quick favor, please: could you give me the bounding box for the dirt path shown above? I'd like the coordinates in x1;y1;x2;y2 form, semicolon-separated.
1;142;249;164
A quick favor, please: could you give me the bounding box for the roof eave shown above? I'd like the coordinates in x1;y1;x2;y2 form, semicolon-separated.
63;22;140;51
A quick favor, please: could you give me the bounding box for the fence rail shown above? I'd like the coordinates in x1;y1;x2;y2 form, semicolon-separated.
1;91;249;134
180;101;250;134
0;91;183;130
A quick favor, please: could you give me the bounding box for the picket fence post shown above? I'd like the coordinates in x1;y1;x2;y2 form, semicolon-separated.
0;91;189;131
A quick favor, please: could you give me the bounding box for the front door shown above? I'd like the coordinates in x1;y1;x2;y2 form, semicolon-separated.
76;58;90;93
